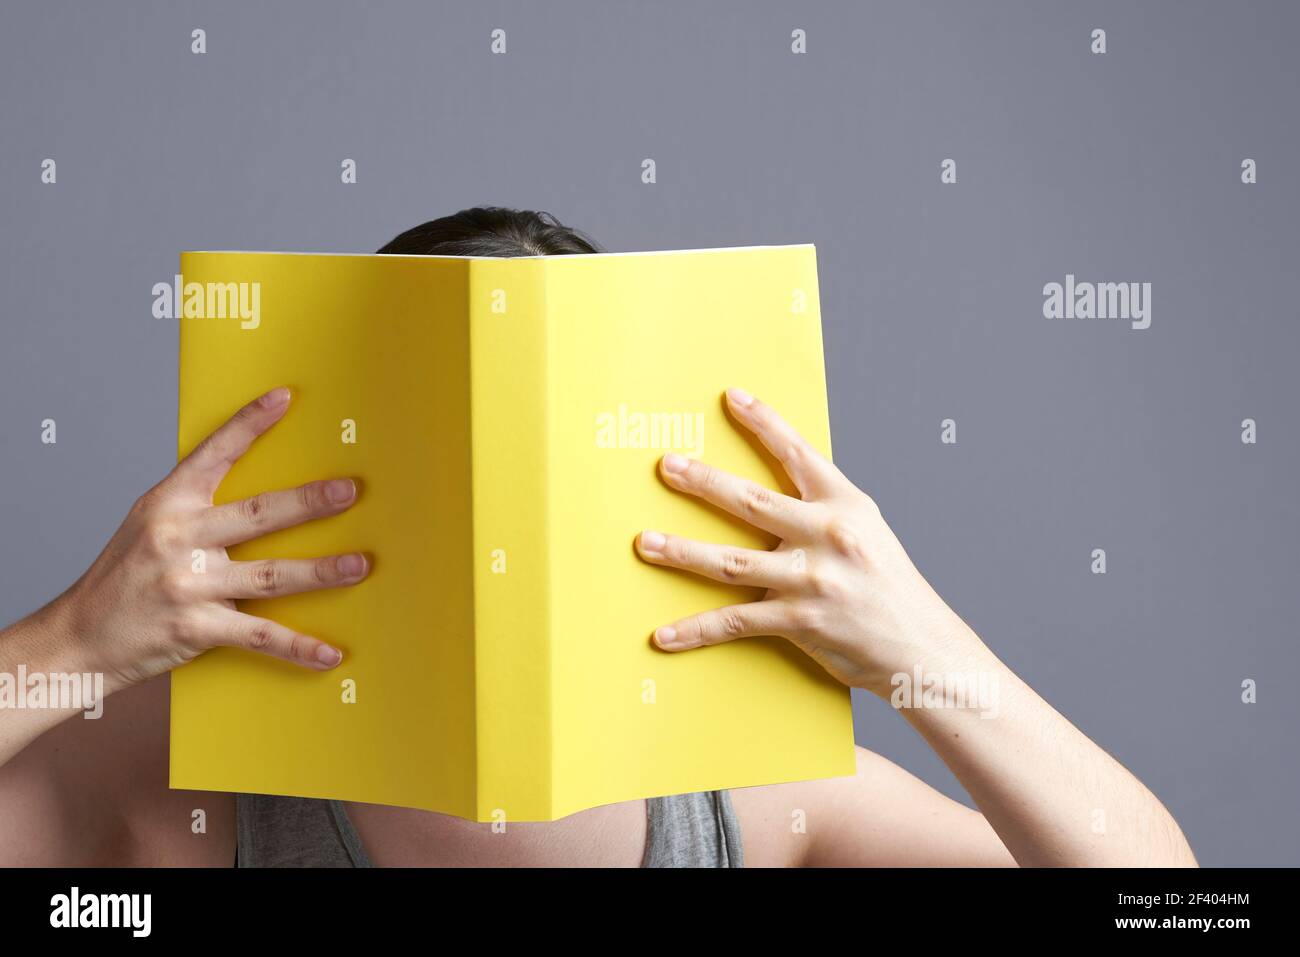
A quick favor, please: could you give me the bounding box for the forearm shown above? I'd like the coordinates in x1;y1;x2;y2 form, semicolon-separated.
0;598;116;767
899;631;1197;867
633;390;1198;867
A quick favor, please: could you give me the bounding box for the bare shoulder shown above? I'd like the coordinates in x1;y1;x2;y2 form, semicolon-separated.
728;746;1016;867
0;676;234;866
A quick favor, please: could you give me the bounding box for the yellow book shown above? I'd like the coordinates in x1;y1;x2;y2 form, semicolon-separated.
170;245;856;822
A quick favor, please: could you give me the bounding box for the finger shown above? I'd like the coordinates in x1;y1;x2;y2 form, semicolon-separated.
207;609;344;670
653;600;792;651
171;388;292;499
218;553;369;600
658;454;815;538
636;531;799;590
194;478;357;547
724;388;845;497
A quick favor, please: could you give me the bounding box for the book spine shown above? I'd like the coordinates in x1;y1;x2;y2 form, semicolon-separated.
468;259;554;822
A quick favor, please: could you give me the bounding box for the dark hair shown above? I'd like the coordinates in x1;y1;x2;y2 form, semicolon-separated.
377;206;601;258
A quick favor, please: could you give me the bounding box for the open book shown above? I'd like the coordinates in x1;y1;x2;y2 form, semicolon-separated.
169;245;856;822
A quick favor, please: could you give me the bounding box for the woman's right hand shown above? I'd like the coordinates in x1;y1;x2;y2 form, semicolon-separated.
57;386;367;693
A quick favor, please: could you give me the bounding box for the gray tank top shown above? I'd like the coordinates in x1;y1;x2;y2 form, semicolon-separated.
236;792;744;868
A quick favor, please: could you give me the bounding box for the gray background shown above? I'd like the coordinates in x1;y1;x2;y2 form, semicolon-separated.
1;0;1296;865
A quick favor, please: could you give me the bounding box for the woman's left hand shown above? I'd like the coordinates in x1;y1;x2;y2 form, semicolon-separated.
636;388;990;698
637;389;1199;868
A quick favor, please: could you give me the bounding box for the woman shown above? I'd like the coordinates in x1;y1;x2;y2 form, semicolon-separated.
0;208;1197;867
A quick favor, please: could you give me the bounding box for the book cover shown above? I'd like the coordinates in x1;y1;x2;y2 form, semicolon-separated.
169;245;856;822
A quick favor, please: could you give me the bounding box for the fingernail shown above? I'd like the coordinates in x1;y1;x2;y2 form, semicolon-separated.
336;553;366;578
316;645;342;667
661;453;689;474
640;531;666;554
325;479;356;504
260;387;291;408
726;387;754;408
654;626;678;648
